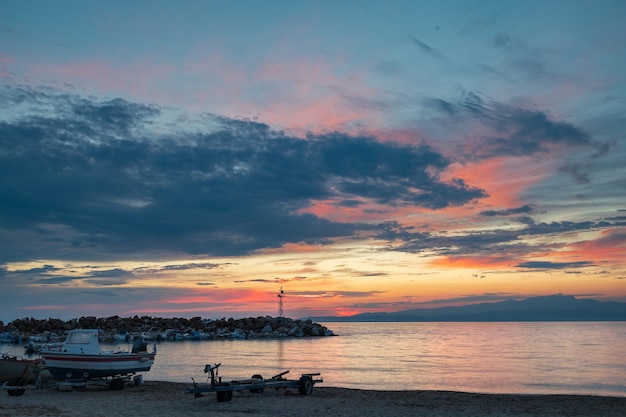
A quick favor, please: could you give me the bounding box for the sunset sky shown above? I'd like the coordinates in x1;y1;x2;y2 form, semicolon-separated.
1;0;625;322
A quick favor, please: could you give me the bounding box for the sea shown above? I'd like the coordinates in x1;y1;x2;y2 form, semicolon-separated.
3;322;625;397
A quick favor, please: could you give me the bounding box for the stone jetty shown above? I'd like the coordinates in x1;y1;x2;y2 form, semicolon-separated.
0;316;334;343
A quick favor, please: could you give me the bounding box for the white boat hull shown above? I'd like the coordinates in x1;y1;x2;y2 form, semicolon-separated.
42;352;155;381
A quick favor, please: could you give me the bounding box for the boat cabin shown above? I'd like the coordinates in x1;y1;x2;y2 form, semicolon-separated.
62;329;102;354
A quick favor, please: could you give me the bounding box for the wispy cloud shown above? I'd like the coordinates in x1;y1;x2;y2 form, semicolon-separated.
409;35;444;59
516;261;594;270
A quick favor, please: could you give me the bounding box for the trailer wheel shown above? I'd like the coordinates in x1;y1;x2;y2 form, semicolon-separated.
299;375;313;395
6;377;26;397
250;374;264;393
109;378;125;390
216;383;233;402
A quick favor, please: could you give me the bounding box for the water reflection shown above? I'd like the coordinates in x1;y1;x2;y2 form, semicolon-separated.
3;322;624;396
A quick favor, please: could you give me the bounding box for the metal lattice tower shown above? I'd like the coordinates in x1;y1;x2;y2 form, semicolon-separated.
277;287;284;317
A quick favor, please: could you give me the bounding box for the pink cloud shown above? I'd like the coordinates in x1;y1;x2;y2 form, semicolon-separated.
443;157;548;209
563;228;626;266
429;254;518;269
162;288;273;306
10;43;383;134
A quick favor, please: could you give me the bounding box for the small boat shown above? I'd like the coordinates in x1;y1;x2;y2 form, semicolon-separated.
0;353;45;384
27;335;49;343
140;327;163;341
0;331;21;344
41;329;156;384
163;329;183;341
230;329;248;339
24;340;64;354
183;330;210;340
114;330;133;342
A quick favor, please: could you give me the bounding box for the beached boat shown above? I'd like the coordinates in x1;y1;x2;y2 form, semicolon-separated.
41;329;156;383
0;353;44;384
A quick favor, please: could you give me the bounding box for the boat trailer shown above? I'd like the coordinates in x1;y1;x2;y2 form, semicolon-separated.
55;374;142;391
184;363;323;402
3;374;144;396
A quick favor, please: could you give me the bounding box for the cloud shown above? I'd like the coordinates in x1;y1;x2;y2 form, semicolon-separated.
516;261;593;269
422;97;458;117
135;263;231;274
0;83;620;286
70;97;160;137
409;35;444;59
418;293;519;305
348;293;521;310
88;268;132;278
32;276;80;285
292;290;385;298
349;301;416;309
12;264;61;274
423;90;602;163
383;217;622;268
234;276;313;284
0;84;487;262
559;162;591;184
420;89;613;184
480;204;536;217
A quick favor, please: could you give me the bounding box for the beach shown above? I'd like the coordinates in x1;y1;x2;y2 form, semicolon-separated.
1;380;624;417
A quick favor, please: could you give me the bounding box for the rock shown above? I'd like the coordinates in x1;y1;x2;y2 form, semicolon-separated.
0;315;335;341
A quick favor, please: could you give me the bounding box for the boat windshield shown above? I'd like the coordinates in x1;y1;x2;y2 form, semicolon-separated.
66;331;95;344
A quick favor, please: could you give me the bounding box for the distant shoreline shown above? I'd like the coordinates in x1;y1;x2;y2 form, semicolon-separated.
315;318;626;322
311;295;626;322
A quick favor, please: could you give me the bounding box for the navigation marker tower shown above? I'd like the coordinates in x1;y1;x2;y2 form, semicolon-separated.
277;287;285;317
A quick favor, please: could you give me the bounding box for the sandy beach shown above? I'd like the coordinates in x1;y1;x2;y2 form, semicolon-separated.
1;380;624;417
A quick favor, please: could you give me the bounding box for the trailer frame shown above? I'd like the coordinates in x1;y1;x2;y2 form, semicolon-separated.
2;374;144;396
184;363;323;402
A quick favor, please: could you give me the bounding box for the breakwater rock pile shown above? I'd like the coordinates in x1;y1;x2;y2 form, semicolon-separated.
0;316;334;343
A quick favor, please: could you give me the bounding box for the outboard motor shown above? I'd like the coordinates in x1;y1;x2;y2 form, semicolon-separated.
132;340;148;353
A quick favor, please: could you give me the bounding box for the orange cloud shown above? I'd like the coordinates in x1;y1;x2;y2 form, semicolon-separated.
258;242;326;255
162;288;273;306
429;255;517;269
443;157;546;209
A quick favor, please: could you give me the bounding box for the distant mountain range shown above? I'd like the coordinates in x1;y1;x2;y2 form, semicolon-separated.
309;295;626;322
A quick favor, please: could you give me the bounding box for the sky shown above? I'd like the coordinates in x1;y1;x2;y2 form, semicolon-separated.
1;0;625;322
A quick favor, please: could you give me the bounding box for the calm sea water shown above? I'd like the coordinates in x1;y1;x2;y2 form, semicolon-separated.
4;322;625;397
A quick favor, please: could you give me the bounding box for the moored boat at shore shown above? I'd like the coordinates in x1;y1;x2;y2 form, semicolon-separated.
0;331;21;344
41;329;156;383
140;327;163;341
24;340;64;354
114;330;133;342
163;329;183;341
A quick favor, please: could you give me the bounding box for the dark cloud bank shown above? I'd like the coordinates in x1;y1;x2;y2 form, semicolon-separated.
0;85;485;262
0;84;620;270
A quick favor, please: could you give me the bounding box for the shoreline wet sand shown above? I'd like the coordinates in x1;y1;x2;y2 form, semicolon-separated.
1;380;625;417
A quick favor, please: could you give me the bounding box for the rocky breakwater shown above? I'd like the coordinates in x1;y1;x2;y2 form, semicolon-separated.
0;316;334;342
